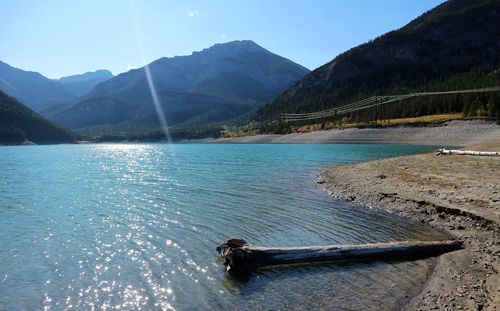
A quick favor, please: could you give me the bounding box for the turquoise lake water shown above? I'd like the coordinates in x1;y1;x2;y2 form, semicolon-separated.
0;143;447;310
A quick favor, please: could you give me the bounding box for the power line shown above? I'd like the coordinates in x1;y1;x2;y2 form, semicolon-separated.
280;86;500;123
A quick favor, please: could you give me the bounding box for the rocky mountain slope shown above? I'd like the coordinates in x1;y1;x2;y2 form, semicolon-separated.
44;40;309;132
255;0;500;124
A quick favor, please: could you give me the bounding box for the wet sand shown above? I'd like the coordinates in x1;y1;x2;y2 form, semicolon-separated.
316;139;500;310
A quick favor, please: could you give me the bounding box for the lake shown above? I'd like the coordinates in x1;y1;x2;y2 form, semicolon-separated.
0;143;447;310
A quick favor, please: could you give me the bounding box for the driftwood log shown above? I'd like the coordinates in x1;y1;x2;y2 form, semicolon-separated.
217;239;461;276
437;148;500;156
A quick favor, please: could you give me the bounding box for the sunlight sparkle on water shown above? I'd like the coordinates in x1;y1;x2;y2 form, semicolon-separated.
0;143;446;310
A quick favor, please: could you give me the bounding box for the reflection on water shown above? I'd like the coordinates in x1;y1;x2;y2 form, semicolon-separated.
0;143;447;310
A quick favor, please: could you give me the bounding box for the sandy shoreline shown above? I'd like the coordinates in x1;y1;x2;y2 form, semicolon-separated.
208;120;500;147
316;139;499;310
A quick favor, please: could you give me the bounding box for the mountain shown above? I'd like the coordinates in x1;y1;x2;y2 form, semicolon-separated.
0;91;76;144
255;0;500;126
0;60;76;112
44;40;309;132
58;70;114;97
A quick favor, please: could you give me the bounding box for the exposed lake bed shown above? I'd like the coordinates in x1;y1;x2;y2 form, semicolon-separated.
317;139;500;310
212;120;500;147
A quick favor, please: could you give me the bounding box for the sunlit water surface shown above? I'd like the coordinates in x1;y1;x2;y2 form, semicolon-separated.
0;143;447;310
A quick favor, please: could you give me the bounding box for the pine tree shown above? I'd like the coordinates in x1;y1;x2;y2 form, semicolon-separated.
487;96;496;118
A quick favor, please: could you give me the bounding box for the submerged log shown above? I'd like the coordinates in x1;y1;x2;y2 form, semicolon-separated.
216;238;461;276
437;148;500;156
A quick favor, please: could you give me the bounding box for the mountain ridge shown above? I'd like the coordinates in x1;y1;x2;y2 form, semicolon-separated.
254;0;500;126
0;60;76;111
57;69;114;97
58;69;113;83
43;40;310;132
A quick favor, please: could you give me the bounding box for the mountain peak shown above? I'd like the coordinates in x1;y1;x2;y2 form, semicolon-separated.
212;40;262;49
203;40;268;54
58;70;114;83
45;40;310;131
56;69;114;97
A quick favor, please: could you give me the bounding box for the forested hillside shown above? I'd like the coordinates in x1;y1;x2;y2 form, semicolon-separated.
0;92;76;144
254;0;500;131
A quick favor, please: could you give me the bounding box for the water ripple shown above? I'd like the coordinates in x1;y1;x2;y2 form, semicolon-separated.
0;143;446;310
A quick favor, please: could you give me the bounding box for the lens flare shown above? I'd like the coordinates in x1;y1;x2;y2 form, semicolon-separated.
128;0;172;143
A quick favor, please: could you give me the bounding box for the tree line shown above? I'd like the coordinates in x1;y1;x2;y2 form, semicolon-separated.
254;69;500;133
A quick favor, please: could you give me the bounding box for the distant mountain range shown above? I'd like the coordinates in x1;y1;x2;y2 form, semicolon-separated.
42;40;309;132
255;0;500;125
4;0;497;142
0;61;113;112
0;60;76;111
0;91;75;144
58;70;114;97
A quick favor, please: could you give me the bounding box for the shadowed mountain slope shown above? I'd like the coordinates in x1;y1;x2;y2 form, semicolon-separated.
255;0;500;125
0;91;76;144
44;40;310;131
0;61;76;111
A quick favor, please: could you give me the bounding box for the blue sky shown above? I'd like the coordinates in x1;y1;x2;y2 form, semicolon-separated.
0;0;444;79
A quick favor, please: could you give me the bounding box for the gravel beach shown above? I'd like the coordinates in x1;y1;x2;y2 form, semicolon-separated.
214;120;500;147
316;139;500;311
